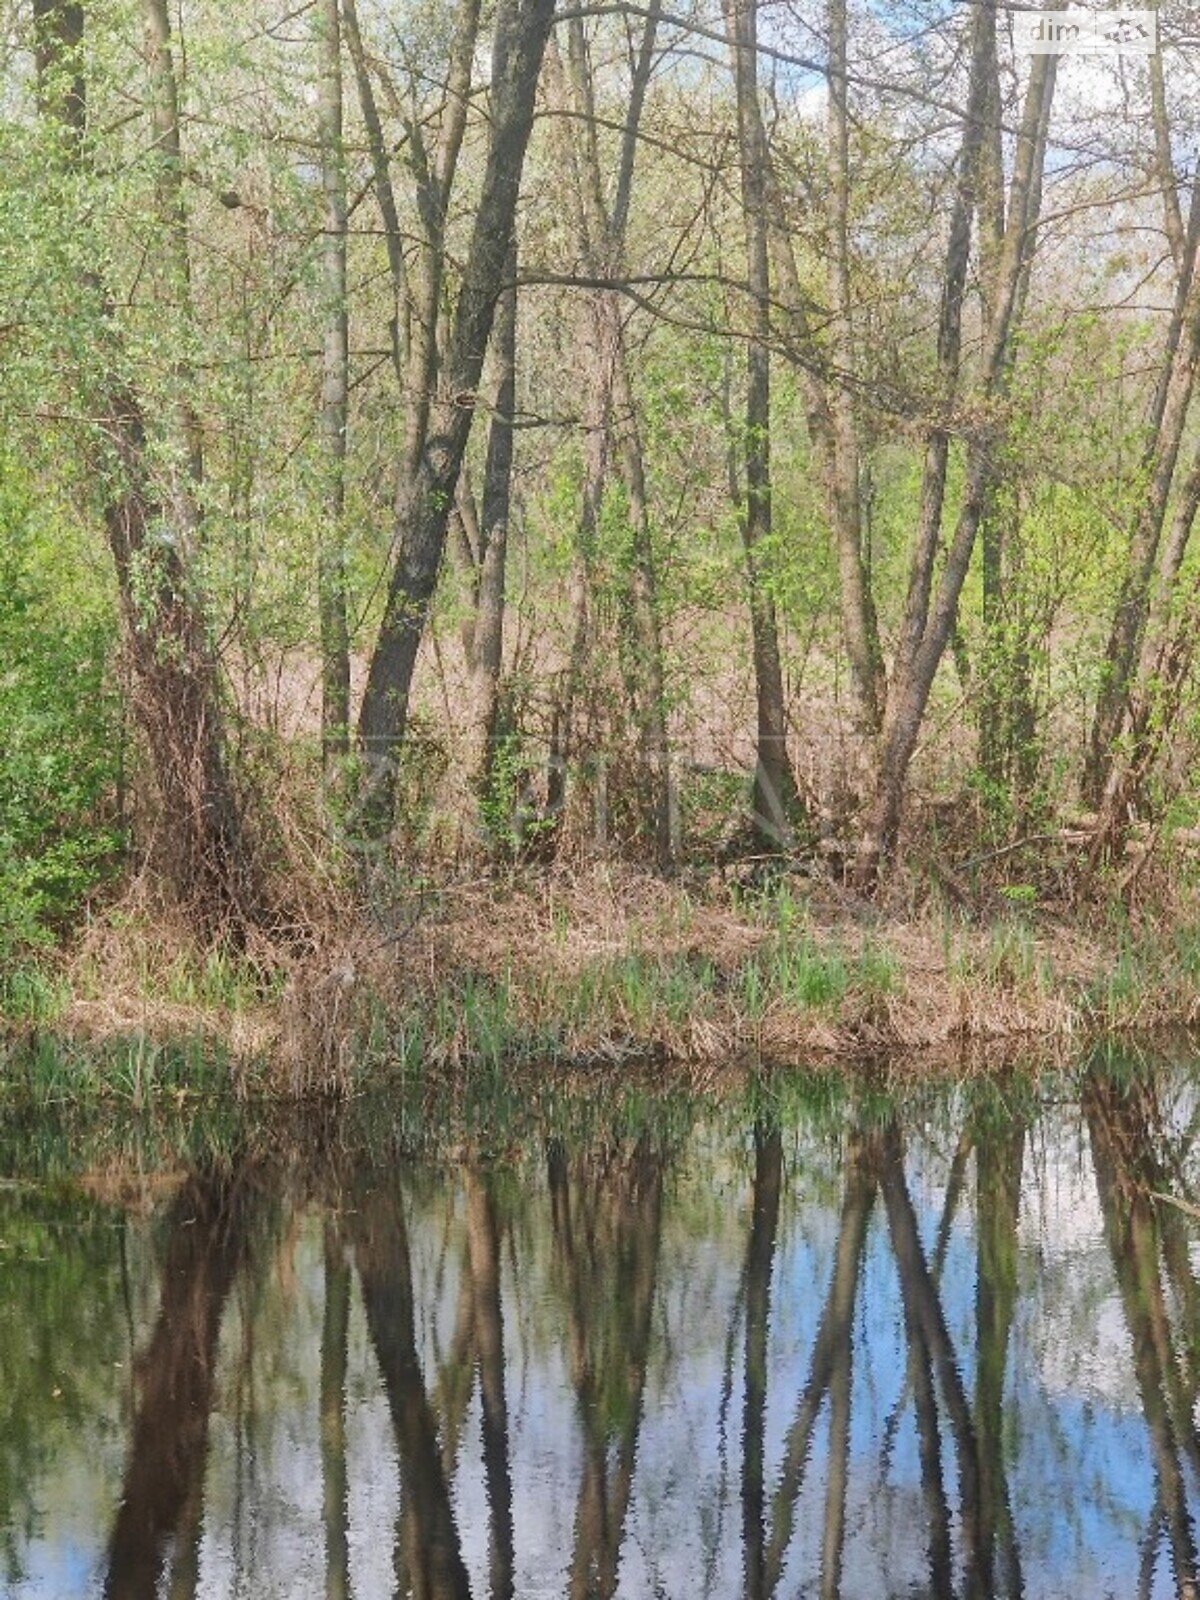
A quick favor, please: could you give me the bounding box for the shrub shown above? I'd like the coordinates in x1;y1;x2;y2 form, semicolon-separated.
0;468;122;973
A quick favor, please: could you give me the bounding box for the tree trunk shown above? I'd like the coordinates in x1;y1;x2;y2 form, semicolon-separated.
824;0;885;734
355;0;555;832
468;243;518;812
317;0;351;763
978;489;1007;788
37;0;260;934
1085;253;1200;804
751;58;884;737
854;30;1056;887
103;392;260;928
143;0;204;515
32;1;84;146
723;0;805;850
342;0;407;380
1085;156;1200;803
546;14;674;866
609;314;674;865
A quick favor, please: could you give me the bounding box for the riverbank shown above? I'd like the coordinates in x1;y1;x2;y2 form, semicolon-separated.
4;865;1200;1100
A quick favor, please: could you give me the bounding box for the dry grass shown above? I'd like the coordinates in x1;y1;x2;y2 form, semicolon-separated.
24;860;1200;1098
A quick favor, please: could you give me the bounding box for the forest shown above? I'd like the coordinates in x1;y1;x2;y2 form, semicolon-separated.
5;0;1200;1074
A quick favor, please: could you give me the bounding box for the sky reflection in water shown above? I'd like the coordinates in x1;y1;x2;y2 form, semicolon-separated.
2;1057;1199;1598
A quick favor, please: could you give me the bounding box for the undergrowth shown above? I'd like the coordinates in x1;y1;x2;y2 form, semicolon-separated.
6;866;1200;1099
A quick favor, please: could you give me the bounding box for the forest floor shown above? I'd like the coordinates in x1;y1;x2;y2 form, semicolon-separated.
7;862;1200;1100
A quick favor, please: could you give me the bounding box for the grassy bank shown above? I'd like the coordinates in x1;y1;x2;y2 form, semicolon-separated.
0;1023;1179;1190
4;866;1200;1100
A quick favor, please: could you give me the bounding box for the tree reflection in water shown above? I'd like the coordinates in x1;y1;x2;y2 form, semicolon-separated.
547;1137;663;1600
1085;1068;1200;1600
5;1061;1200;1598
103;1165;260;1600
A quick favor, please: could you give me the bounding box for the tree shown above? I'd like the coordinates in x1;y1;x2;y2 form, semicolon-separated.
353;0;557;837
723;0;806;851
316;0;352;766
853;16;1057;886
546;7;674;865
33;0;261;935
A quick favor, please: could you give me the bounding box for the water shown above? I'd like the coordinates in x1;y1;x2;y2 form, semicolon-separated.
3;1054;1200;1598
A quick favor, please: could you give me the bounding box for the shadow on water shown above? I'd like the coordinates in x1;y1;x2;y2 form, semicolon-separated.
4;1046;1200;1596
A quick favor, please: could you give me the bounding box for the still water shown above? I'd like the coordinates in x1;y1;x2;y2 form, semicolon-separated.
3;1055;1200;1598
